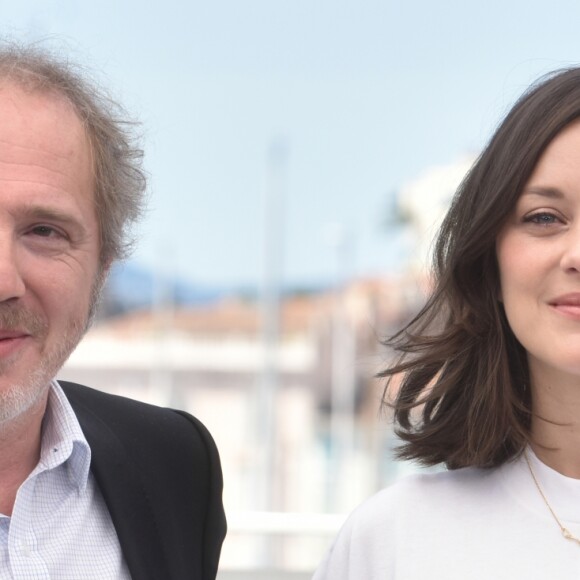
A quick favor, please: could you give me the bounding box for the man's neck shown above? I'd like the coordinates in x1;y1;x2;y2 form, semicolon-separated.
0;390;49;516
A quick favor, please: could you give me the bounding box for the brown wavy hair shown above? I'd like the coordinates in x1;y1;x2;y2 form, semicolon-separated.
382;67;580;469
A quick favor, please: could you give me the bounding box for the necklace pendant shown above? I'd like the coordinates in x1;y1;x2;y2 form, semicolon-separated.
525;452;580;547
562;528;580;545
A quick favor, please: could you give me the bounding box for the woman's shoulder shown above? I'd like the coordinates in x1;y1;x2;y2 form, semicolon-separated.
332;465;505;552
354;464;497;519
313;465;507;580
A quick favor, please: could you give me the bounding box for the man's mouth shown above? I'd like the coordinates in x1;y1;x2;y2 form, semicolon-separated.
0;332;30;358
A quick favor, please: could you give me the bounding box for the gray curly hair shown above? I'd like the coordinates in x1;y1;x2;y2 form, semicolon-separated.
0;43;146;268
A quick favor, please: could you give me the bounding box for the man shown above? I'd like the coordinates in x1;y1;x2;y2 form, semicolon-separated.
0;45;226;579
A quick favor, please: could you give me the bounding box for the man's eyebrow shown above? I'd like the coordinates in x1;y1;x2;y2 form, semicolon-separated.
521;186;565;199
20;205;85;230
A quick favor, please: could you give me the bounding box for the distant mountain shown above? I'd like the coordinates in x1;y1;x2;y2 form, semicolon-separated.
96;261;334;318
100;262;230;315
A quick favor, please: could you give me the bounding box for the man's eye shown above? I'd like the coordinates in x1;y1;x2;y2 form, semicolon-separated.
32;226;57;238
29;225;64;238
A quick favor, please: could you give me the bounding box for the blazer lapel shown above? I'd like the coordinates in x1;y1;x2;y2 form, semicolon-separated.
70;399;172;580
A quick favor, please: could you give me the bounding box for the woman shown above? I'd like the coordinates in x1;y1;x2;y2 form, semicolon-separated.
314;67;580;579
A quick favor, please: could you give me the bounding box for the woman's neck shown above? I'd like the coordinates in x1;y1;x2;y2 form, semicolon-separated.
530;369;580;478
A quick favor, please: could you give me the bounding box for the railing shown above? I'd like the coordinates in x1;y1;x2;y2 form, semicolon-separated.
218;572;312;580
217;511;347;580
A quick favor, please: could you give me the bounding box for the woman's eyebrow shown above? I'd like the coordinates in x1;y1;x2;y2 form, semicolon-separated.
521;186;565;199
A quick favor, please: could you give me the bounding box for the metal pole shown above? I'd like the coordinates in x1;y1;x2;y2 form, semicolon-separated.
257;138;287;513
151;245;175;407
327;226;356;511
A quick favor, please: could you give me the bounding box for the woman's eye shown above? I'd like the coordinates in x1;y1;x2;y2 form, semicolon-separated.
524;212;560;225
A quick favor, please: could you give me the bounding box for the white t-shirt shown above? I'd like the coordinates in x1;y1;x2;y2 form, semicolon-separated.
314;450;580;579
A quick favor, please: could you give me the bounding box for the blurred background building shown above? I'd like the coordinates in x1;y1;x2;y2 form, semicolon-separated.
60;157;470;577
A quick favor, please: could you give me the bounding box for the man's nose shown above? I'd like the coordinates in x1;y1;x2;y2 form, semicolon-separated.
0;238;25;302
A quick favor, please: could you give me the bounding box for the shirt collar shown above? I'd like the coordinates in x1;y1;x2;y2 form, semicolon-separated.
37;380;92;493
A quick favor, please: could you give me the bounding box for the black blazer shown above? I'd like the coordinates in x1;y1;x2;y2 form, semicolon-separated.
59;381;227;580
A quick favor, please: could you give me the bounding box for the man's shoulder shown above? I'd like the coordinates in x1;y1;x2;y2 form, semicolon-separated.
57;382;226;579
59;379;193;421
57;380;217;459
59;379;169;412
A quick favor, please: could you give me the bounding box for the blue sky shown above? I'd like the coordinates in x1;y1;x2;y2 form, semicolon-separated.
3;1;580;286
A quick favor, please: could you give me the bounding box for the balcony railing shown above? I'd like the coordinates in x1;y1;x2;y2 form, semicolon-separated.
217;511;347;580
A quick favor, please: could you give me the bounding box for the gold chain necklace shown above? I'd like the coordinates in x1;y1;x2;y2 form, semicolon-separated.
524;450;580;545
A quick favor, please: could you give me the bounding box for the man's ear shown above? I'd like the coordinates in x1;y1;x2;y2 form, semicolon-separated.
94;259;114;297
99;257;114;280
102;259;113;277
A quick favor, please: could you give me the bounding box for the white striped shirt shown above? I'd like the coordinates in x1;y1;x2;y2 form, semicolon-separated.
0;380;131;579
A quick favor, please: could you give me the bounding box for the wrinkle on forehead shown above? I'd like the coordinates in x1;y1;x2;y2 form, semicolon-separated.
0;158;71;181
0;137;72;162
0;85;92;187
0;82;88;154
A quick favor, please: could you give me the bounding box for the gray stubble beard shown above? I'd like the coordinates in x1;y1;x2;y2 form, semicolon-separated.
0;269;106;427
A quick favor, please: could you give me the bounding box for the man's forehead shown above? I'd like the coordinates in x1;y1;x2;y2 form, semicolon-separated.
0;81;95;216
0;80;81;125
0;81;89;160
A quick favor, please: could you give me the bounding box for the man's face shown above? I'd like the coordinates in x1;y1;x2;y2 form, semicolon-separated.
0;83;100;424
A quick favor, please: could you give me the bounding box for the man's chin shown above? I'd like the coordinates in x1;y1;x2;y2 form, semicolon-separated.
0;375;51;427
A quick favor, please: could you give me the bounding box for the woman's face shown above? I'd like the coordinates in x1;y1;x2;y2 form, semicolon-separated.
497;120;580;388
